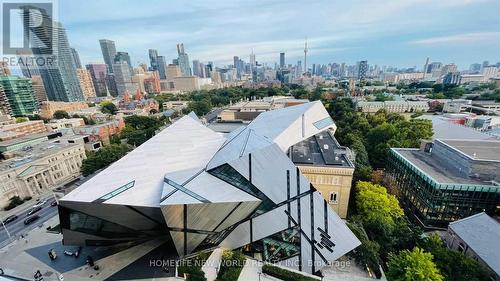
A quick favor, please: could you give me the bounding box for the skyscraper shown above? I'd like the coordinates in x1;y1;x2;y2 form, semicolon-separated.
177;43;191;76
358;61;368;81
304;39;308;73
280;52;285;68
76;69;96;99
157;56;167;80
23;8;84;102
250;52;256;69
192;60;202;77
149;49;159;71
70;48;82;69
31;75;48;105
112;61;137;96
86;64;107;96
114;51;133;73
99;39;117;74
0;76;39;116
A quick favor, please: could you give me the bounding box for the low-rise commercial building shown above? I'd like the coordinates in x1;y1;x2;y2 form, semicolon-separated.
0;141;85;207
0;120;47;137
72;119;125;145
445;213;500;281
356;100;429;113
46;118;86;131
385;139;500;228
40;101;89;119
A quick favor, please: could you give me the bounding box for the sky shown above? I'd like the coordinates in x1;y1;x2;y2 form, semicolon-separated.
57;0;500;69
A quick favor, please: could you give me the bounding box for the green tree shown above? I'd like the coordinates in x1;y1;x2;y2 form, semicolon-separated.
355;181;404;227
387;247;442;281
419;234;490;281
53;110;70;119
81;144;131;176
347;222;382;278
185;100;212;116
100;101;118;115
119;115;165;146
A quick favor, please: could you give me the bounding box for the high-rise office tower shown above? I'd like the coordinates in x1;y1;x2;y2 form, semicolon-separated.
22;8;84;101
358;61;368;81
176;43;191;76
31;75;48;105
303;39;308;73
426;62;442;74
70;48;82;69
76;69;96;99
192;60;201;77
86;64;108;96
149;49;159;71
280;53;285;69
99;39;117;74
0;76;39;116
199;62;206;78
157;56;167;80
233;56;244;77
112;61;137;96
205;62;213;78
114;51;133;73
423;57;429;75
250;52;256;69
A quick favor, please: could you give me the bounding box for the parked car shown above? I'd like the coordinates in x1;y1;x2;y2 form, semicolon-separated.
27;206;42;216
2;215;18;225
50;201;58;207
24;215;40;225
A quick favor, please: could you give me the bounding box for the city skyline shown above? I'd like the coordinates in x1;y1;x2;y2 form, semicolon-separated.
59;0;500;69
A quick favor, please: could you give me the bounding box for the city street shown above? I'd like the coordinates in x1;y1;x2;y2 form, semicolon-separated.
0;199;59;249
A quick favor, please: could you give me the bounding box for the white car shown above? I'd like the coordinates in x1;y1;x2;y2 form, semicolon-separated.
33;199;48;208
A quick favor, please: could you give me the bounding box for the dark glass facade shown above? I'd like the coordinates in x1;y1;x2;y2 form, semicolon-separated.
209;164;275;216
240;227;300;263
385;150;500;228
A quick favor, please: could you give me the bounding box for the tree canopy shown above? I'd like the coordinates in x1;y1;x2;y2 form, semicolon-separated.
387;247;442;281
419;234;491;281
81;144;131;176
53;110;70;119
355;181;404;226
100;101;118;115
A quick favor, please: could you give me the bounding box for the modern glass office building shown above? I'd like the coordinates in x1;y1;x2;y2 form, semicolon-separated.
59;101;360;275
385;139;500;228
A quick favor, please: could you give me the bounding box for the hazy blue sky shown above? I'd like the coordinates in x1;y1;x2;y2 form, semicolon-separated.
59;0;500;69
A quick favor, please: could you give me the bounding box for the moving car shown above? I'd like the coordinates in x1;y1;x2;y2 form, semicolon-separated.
24;215;40;225
27;206;42;216
2;215;18;225
33;199;48;208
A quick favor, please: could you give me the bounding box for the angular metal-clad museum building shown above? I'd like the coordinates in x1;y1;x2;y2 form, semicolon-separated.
58;101;360;274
